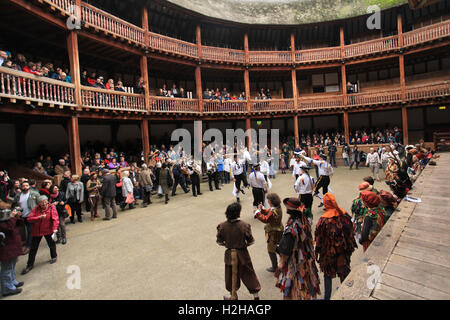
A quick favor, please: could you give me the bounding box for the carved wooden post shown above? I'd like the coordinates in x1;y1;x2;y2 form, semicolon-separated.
68;116;82;176
402;107;409;145
344;111;350;145
398;13;406;102
141;119;150;164
196;25;203;113
293;115;299;146
67;31;81;109
340;27;348;108
141;7;150;111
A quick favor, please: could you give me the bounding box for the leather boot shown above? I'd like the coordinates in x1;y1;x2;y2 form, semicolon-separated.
165;194;169;204
266;252;278;273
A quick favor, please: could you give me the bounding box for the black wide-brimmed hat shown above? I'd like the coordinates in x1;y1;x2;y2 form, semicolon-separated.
283;197;305;212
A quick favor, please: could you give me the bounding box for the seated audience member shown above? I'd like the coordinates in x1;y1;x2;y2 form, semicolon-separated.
115;81;126;92
81;70;89;86
87;72;97;86
106;79;114;90
93;76;106;89
179;88;187;99
135;77;145;94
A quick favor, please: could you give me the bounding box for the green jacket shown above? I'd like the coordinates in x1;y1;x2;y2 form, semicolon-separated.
12;189;40;218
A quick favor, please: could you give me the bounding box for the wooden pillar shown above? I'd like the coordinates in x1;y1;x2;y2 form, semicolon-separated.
244;70;251;110
244;33;251;112
141;119;150;164
246;118;251;149
141;7;150;111
342;64;347;107
402;107;409;145
66;31;81;108
340;26;345;57
196;25;202;60
293;115;299;146
67;116;82;176
344;111;350;144
398;13;406;102
195;66;203;112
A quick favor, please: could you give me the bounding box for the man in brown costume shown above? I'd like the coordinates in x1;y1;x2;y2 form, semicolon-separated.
254;193;284;273
216;202;261;300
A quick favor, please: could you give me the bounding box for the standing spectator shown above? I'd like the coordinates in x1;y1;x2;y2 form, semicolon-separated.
93;76;106;89
342;144;350;167
328;143;337;168
86;172;101;221
135;77;146;94
0;206;24;297
59;170;72;194
115;81;126;92
366;148;381;181
65;175;84;224
349;145;360;170
105;79;114;90
138;164;153;207
49;185;67;245
100;169;117;220
159;160;172;205
21;196;59;275
12;181;39;254
81;168;91;214
80;70;88;86
120;171;134;211
33;162;47;175
54;159;69;176
381;147;390;172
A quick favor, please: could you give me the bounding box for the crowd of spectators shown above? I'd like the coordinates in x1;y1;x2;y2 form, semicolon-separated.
156;84;189;98
203;88;245;101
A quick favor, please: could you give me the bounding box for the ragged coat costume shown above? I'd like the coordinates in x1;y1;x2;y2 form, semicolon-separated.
315;194;357;281
276;204;320;300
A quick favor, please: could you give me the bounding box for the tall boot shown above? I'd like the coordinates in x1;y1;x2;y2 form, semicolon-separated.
165;194;169;204
267;252;278;273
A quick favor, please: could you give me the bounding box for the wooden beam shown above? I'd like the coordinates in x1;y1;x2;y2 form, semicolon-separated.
244;69;251;111
397;13;403;47
142;7;149;46
67;116;82;176
292;69;298;111
141;119;150;164
244;33;249;64
196;25;202;60
195;66;203;113
67;31;82;107
140;56;150;111
344;111;350;144
402;106;409;145
9;0;67;29
399;54;406;101
293;115;299;146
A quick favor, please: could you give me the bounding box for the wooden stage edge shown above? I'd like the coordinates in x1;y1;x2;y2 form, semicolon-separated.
333;152;450;300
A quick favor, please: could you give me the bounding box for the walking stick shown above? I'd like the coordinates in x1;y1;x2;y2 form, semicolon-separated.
231;249;238;300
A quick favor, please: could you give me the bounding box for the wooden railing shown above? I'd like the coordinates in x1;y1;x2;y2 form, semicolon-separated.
148;32;198;59
201;46;246;64
81;2;145;45
0;66;76;107
250;99;294;112
345;36;398;58
299;95;345;110
81;86;146;112
248;51;292;64
403;20;450;47
296;47;341;63
39;2;450;64
203;100;247;113
405;81;450;101
45;0;74;13
347;88;402;106
150;97;199;112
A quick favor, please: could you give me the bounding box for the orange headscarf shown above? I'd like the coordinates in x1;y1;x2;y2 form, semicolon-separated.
321;193;347;218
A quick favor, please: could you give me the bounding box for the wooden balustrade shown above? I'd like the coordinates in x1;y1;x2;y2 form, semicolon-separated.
345;36;399;58
0;66;76;107
45;0;74;12
148;32;198;59
81;2;145;45
347;88;402;106
248;51;292;64
150;97;199;112
298;95;344;110
203;100;247;113
403;20;450;47
295;47;341;63
405;81;450;101
250;99;294;112
201;46;246;64
81;86;146;111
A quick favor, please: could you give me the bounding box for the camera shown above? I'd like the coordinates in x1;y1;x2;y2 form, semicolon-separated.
0;232;5;247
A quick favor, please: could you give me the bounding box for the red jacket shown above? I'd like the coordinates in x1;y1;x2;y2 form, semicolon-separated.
27;204;59;237
0;217;24;261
